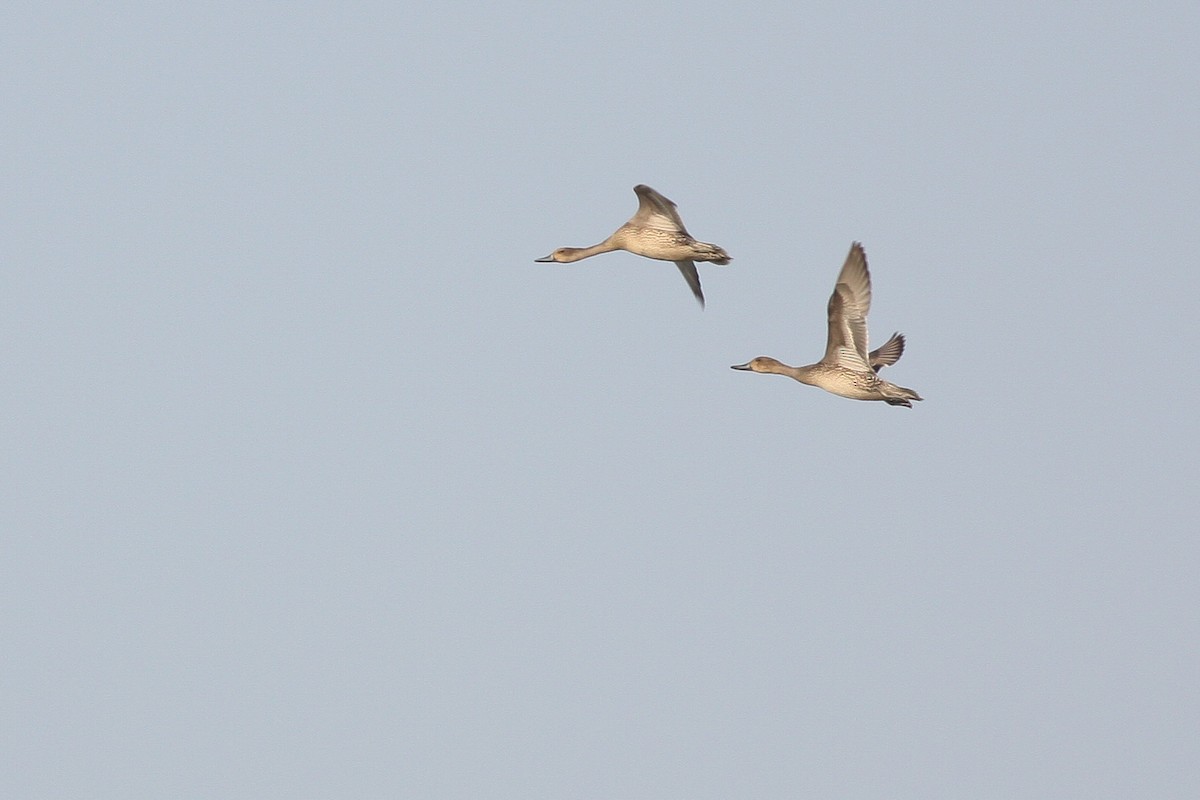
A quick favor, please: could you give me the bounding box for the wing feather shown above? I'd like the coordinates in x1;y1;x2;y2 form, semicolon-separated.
674;260;705;307
821;243;873;365
631;184;690;234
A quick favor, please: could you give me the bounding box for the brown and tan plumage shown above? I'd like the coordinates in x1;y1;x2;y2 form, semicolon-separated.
535;184;731;307
732;242;922;408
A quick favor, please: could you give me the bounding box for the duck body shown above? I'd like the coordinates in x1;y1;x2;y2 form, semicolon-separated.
731;242;922;408
536;184;730;307
734;355;921;407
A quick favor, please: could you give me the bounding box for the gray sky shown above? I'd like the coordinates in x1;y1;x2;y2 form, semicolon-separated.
4;2;1198;797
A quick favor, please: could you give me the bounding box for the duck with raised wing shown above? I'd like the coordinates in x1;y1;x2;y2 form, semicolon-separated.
732;242;922;408
535;184;731;307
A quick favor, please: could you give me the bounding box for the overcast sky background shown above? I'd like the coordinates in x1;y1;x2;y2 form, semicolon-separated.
3;2;1198;797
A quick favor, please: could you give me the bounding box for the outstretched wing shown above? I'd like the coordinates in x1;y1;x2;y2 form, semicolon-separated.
630;184;690;234
821;242;872;366
674;260;705;307
868;332;905;372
